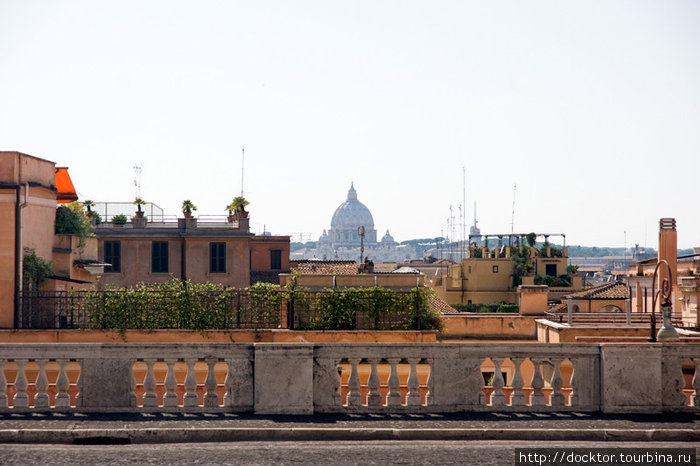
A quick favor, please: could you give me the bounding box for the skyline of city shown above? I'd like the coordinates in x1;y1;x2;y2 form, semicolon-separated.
2;1;699;248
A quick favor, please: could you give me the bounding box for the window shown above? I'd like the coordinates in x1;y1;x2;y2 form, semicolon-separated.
152;241;168;273
545;264;557;277
492;265;499;273
270;249;282;270
210;242;226;273
104;241;121;273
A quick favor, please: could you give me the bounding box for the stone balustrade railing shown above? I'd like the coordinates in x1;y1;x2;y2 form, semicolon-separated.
0;343;698;415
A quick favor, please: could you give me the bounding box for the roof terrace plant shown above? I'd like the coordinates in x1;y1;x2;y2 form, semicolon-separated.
182;199;197;216
133;197;146;212
227;196;250;214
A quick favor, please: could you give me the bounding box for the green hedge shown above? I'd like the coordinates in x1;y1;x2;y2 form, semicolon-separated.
453;301;519;313
80;279;442;332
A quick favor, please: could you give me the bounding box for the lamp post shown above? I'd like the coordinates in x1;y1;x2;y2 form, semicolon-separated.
358;226;365;267
650;259;679;342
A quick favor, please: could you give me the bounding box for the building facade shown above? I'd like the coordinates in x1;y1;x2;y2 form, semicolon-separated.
95;218;290;288
0;151;100;328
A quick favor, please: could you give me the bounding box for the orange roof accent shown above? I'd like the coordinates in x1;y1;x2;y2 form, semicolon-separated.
55;167;78;203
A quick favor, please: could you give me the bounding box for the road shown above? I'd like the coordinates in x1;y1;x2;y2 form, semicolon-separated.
1;441;697;465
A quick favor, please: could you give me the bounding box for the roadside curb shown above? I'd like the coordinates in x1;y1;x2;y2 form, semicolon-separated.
0;428;697;444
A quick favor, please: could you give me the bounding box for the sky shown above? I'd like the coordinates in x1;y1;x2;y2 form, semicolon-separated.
1;1;699;248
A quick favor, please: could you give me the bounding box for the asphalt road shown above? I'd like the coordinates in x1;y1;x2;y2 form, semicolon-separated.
1;441;698;466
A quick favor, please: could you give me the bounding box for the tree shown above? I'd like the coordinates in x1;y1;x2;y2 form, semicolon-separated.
23;248;53;290
55;202;93;250
526;232;537;248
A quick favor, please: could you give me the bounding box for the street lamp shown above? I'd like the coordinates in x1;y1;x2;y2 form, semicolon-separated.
358;226;365;266
650;259;679;342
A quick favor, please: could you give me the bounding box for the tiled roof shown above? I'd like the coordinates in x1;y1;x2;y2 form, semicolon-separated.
430;294;459;315
290;260;358;275
564;282;629;300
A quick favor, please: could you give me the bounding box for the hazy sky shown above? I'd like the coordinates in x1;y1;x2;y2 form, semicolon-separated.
2;1;699;248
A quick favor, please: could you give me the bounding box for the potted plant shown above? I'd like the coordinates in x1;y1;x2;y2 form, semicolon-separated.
83;200;95;215
182;199;197;218
226;196;249;222
133;197;146;218
112;214;127;227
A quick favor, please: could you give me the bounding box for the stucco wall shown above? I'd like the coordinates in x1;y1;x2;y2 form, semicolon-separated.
441;315;537;339
97;234;251;288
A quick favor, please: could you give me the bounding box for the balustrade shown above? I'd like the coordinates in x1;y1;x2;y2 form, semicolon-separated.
0;343;698;414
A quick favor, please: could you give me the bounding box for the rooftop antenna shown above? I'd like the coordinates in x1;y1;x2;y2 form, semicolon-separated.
510;183;517;235
462;165;466;260
458;204;463;261
133;164;142;198
240;146;245;197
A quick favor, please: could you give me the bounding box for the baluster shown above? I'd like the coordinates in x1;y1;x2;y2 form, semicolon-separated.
549;358;565;406
333;361;342;406
0;360;7;408
366;359;382;406
386;358;401;406
692;358;700;408
13;360;29;408
183;360;199;407
568;358;578;407
129;361;137;407
529;358;545;407
55;360;70;408
142;360;158;407
223;360;233;407
34;360;49;409
425;359;433;406
75;361;82;408
163;360;178;407
510;357;525;406
406;358;421;406
490;358;506;407
346;359;362;406
204;360;219;407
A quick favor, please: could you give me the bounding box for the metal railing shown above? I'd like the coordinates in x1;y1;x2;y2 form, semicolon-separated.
18;289;432;331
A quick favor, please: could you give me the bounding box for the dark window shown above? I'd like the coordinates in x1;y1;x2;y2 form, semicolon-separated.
104;241;121;273
152;241;168;273
210;242;226;273
545;264;557;277
270;249;282;270
492;265;499;273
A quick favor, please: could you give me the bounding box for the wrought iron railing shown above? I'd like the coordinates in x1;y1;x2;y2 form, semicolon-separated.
18;289;434;331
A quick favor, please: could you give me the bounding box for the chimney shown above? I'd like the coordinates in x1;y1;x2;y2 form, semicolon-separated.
658;218;677;286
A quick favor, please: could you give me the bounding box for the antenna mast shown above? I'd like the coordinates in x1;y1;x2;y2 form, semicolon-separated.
133;164;142;198
240;146;245;197
510;183;517;236
462;165;466;260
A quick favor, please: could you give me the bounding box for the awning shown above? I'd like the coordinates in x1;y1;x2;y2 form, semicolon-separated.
55;167;78;203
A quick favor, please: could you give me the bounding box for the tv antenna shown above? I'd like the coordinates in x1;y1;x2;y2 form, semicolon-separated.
133;164;142;198
240;146;245;197
510;183;517;235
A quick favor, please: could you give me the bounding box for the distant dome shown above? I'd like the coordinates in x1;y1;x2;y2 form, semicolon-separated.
330;183;375;230
380;230;395;244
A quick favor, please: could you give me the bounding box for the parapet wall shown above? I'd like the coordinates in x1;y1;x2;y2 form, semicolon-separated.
0;342;697;415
